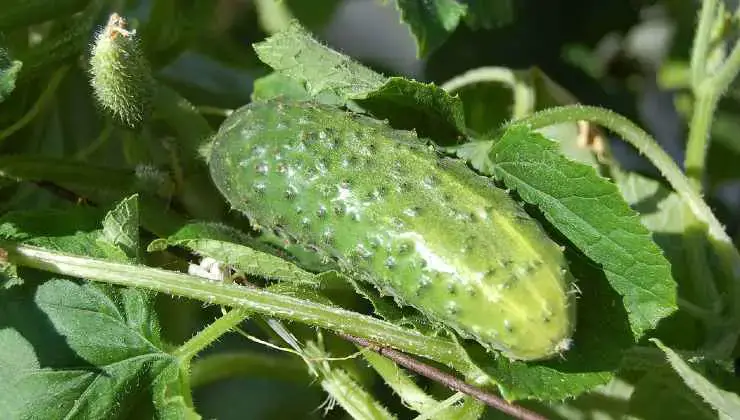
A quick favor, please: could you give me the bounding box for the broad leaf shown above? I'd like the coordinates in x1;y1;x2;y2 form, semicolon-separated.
392;0;468;57
652;339;740;419
617;173;706;349
630;369;717;420
0;278;196;419
483;125;677;338
252;20;468;143
0;206;195;418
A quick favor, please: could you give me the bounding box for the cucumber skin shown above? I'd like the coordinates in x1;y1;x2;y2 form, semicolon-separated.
208;100;576;361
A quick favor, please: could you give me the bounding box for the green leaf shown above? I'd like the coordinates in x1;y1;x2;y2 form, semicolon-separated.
629;369;717;420
16;2;102;83
616;172;706;349
393;0;468;57
0;48;22;103
251;71;344;105
0;206;130;263
0;0;91;31
485;125;677;339
252;20;467;143
0;206;104;242
148;222;319;286
102;195;140;261
253;20;386;98
0;278;197;419
358;77;467;143
140;0;219;69
463;0;514;29
0;155;139;194
0;206;197;418
652;339;740;419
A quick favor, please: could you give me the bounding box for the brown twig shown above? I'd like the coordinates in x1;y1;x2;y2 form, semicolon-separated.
339;333;549;420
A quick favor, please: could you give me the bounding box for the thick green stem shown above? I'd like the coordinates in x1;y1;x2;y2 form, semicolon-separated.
706;37;740;95
690;0;718;87
1;242;480;379
173;308;251;362
685;20;740;191
684;91;716;189
441;66;535;119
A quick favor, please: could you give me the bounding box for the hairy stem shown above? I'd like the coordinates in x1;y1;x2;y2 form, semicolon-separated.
441;66;536;119
684;91;716;189
1;241;480;379
687;40;740;176
690;0;718;87
173;308;251;362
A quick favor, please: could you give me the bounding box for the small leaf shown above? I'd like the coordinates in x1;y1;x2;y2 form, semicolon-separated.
251;71;343;105
253;20;385;98
0;48;22;103
652;339;740;419
101;194;140;261
148;222;319;286
487;125;677;338
252;20;467;143
359;77;467;142
392;0;468;57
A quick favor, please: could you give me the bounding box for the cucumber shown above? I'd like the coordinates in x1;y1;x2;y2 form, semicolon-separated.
207;100;576;361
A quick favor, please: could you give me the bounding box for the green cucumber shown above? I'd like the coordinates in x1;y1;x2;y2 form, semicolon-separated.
206;100;576;361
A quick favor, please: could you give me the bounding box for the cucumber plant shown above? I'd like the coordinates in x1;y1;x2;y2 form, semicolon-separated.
0;1;739;420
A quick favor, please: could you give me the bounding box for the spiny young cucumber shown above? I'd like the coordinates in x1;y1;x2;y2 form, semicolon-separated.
89;13;154;130
207;100;576;361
